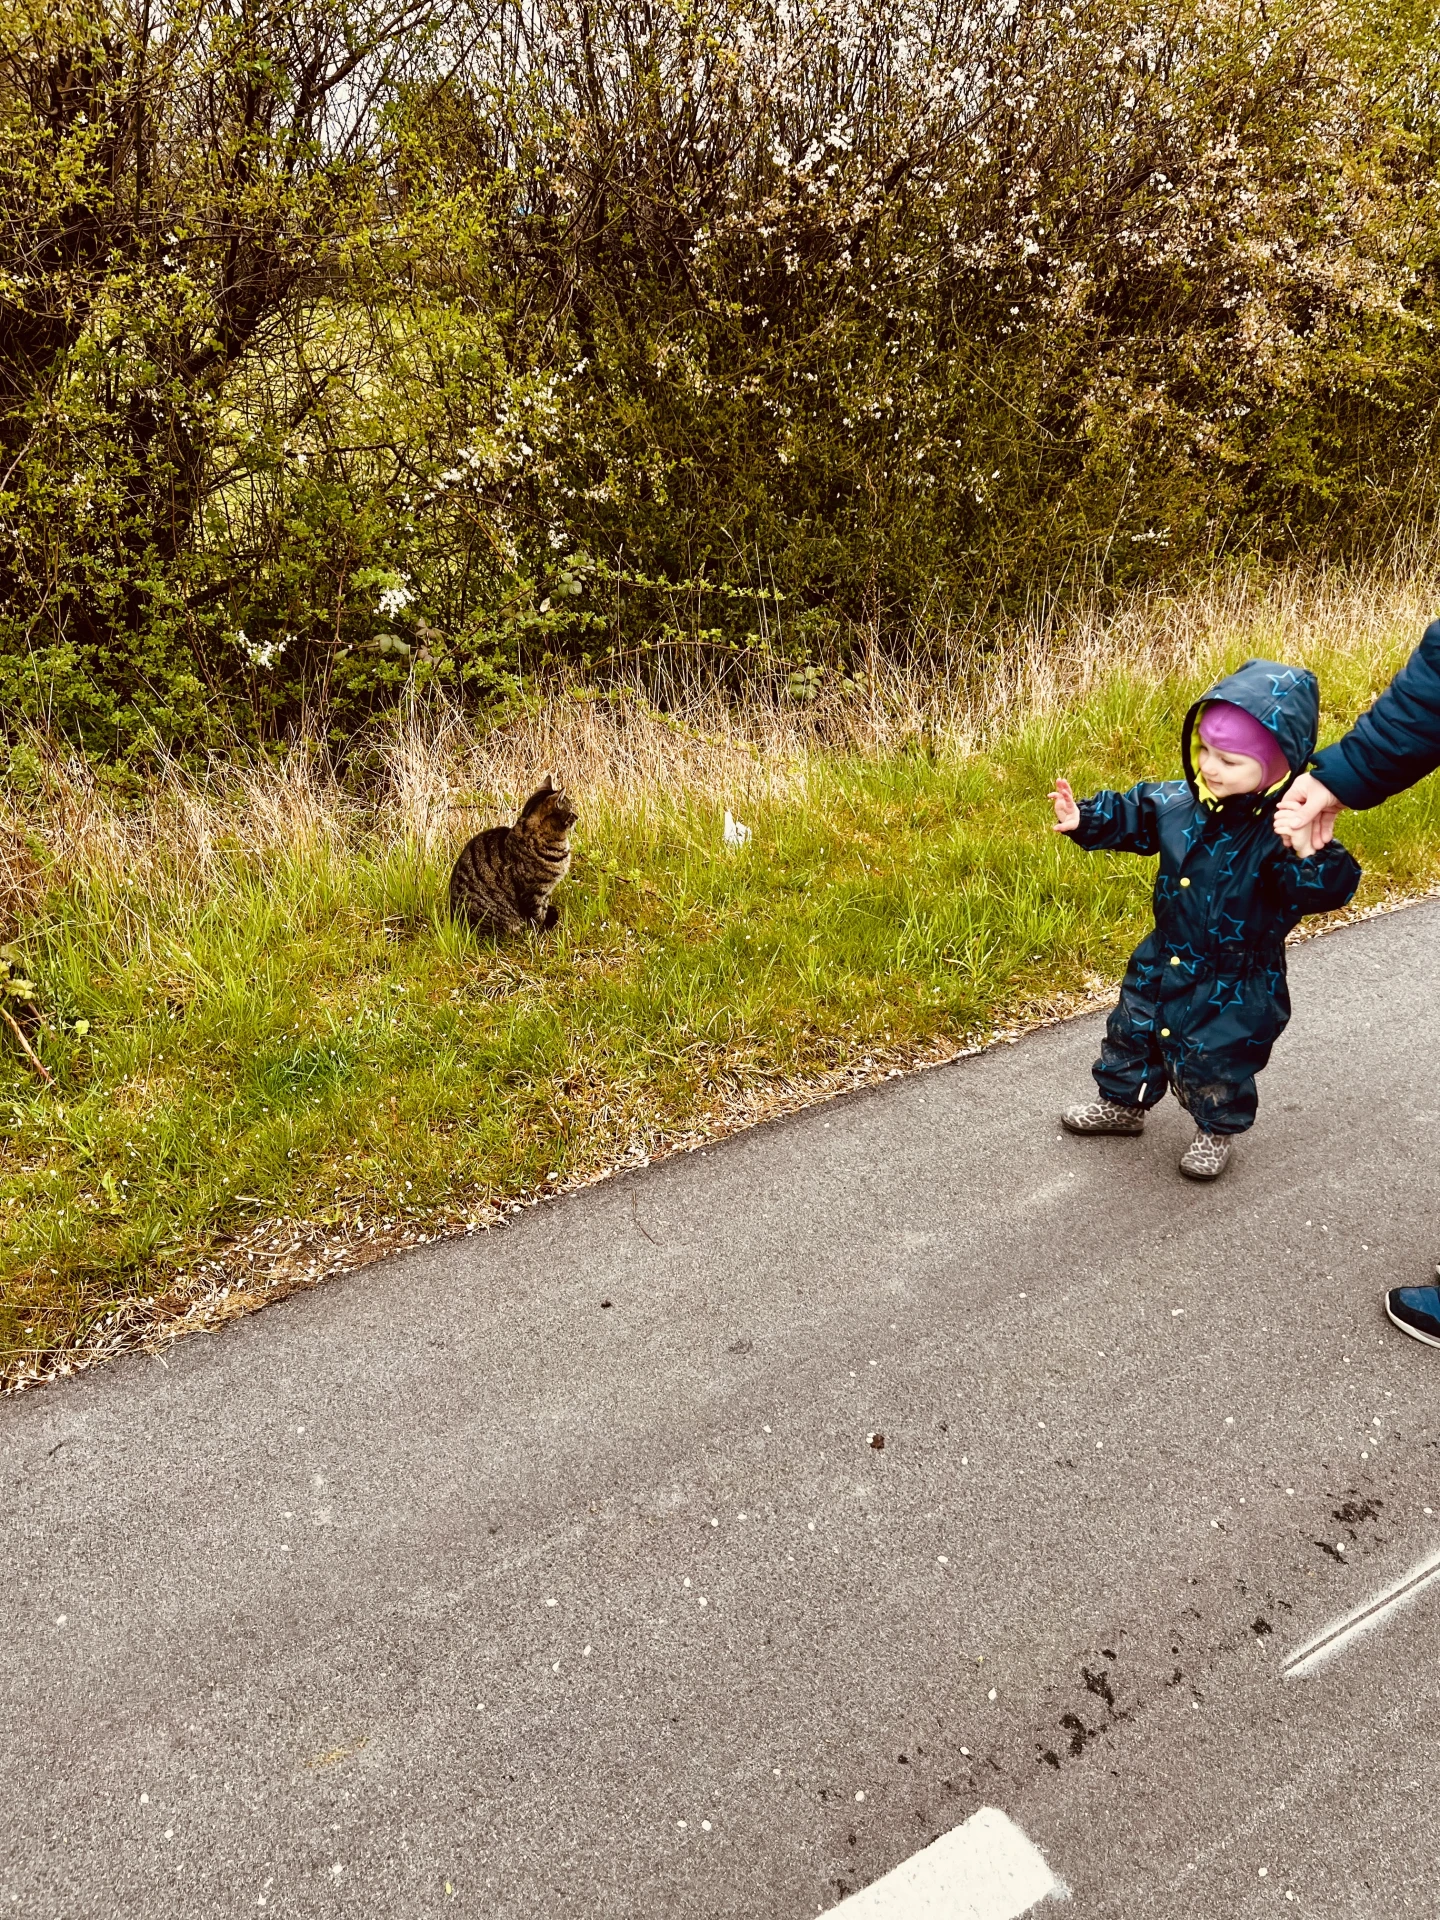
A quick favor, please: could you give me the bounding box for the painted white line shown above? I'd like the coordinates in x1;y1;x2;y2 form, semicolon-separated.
1283;1544;1440;1679
828;1806;1068;1918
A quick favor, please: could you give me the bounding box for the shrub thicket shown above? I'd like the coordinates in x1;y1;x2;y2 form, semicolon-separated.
3;0;1439;753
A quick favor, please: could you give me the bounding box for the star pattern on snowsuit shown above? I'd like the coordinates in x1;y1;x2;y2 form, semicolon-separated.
1066;657;1358;1133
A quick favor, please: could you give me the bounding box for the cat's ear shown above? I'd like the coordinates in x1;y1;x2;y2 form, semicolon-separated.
519;776;557;821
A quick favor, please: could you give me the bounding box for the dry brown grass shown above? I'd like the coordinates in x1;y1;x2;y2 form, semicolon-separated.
4;546;1437;917
378;543;1440;814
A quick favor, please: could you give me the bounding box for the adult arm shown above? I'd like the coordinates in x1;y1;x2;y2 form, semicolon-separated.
1309;617;1440;810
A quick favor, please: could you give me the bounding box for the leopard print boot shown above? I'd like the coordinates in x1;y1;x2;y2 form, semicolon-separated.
1179;1129;1232;1180
1061;1099;1146;1136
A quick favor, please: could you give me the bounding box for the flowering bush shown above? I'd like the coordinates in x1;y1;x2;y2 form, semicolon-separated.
2;0;1437;753
454;0;1440;643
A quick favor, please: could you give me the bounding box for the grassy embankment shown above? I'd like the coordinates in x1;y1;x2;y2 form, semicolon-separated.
3;562;1440;1388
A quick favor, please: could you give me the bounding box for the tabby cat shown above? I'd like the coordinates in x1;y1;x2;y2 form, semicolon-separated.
448;774;577;935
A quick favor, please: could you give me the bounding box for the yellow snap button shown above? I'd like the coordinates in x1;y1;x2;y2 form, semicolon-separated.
1170;955;1181;966
1161;1027;1171;1037
1179;877;1190;887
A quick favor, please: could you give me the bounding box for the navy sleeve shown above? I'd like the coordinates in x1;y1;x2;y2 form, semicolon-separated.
1069;783;1163;855
1267;839;1362;920
1310;618;1440;809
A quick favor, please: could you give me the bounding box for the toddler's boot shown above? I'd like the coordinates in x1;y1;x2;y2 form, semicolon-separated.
1061;1098;1145;1136
1179;1129;1231;1181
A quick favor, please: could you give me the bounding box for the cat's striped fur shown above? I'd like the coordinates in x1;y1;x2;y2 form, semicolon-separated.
448;774;577;935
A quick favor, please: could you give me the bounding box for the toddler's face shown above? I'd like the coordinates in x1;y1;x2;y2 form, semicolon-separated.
1197;739;1266;798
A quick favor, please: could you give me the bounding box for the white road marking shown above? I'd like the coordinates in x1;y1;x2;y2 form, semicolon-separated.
828;1806;1068;1917
1283;1544;1440;1679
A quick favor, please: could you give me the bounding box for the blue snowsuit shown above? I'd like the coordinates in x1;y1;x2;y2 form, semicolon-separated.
1071;659;1362;1134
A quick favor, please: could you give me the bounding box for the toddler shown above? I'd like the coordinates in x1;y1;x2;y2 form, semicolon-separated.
1050;659;1360;1179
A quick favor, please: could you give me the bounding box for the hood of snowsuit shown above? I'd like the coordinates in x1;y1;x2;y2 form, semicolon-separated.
1180;659;1320;810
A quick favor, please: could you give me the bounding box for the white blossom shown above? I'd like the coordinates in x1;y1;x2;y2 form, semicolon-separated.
235;630;288;670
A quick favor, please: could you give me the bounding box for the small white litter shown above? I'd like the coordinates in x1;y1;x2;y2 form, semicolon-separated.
723;810;752;847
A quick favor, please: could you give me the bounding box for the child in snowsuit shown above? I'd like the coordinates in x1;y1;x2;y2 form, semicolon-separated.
1050;659;1360;1180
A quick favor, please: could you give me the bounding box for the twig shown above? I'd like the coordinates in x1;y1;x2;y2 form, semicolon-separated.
0;1004;54;1088
630;1190;660;1245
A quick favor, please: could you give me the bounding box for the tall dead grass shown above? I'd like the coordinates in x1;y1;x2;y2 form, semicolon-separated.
4;551;1436;928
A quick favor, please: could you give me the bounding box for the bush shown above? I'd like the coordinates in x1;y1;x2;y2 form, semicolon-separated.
3;0;1439;756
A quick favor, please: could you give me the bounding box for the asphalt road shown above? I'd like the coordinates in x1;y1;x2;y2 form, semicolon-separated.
5;901;1440;1920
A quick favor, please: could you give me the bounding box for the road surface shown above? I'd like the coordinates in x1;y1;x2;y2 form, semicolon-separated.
5;901;1440;1918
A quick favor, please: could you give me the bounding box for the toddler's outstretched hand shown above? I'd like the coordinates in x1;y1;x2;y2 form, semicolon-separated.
1050;776;1081;834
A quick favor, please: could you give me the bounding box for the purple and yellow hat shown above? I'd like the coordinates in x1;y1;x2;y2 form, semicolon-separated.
1197;700;1291;791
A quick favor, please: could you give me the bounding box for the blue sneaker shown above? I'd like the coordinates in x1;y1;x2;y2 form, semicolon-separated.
1384;1285;1440;1349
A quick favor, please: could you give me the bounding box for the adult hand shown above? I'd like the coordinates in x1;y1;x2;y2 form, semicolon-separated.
1273;771;1343;850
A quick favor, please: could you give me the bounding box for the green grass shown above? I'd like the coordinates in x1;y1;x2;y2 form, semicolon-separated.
4;633;1440;1383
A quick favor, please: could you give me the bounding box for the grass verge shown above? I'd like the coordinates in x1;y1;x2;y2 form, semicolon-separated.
3;558;1440;1389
